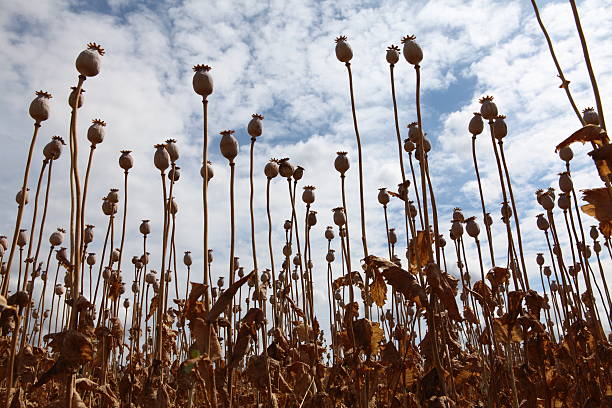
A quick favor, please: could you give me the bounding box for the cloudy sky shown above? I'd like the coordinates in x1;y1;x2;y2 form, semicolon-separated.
0;0;610;331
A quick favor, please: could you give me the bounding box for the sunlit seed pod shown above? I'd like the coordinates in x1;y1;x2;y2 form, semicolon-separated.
102;267;112;281
291;272;299;281
183;251;192;267
86;119;106;146
76;42;104;77
141;252;150;265
559;146;573;162
219;130;238;162
111;248;120;263
56;247;68;263
107;189;119;204
539;194;554;211
192;65;213;96
119;150;133;171
32;309;39;319
536;253;544;266
154;143;171;171
479;96;498;120
16;188;29;205
43;136;65;160
29;90;52;123
101;198;114;216
536;214;549;231
450;221;463;239
452;208;464;222
326;249;335;263
131;282;139;293
302;186;315;204
468;112;484;135
86;253;96;267
278;271;286;281
557;193;570;210
165;139;179;163
334;151;350;174
49;228;65;247
334;35;353;63
401;35;423;65
378;188;390;205
292;254;301;266
293;166;304;181
500;202;512;223
386;44;400;65
465;217;480;238
408;202;418;219
264;159;279;179
493;115;507;139
333;207;346;227
167;197;179;215
325;226;334;241
407;122;422;143
17;229;27;248
388;228;397;245
278;158;295;178
139;220;151;236
582;107;599;125
558;172;573;193
583;246;591;259
422;137;432;152
68;87;85;109
247;113;264;138
308;211;317;227
261;271;270;283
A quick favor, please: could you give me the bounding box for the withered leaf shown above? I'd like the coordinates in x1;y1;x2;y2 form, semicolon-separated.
352;318;384;355
581;188;612;226
555;124;608;152
207;270;254;323
486;267;509;292
331;271;363;292
364;255;427;308
370;272;387;307
425;263;462;321
229;324;256;368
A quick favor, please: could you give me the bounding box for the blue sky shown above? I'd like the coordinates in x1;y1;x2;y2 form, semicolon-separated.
0;0;610;329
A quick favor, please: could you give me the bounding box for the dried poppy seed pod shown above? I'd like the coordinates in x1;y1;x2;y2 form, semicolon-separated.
152;281;160;293
450;221;463;239
68;87;85;109
594;241;601;253
401;35;423;65
168;166;181;182
302;186;315;204
326;249;335;263
493;115;507;139
264;159;279;179
421;137;432;153
183;251;192;267
0;236;8;251
293;166;304;181
582;107;599;125
165;271;172;282
217;276;224;288
219;130;238;162
76;42;104;77
386;44;400;65
17;229;28;248
29;90;52;123
102;267;112;281
536;253;544;266
325;226;334;241
278;158;295;178
233;257;240;270
452;208;464;222
333;207;346;227
154;144;170;171
247;114;264;138
119;150;133;171
237;266;245;278
334;35;353;63
388;228;397;245
590;226;599;240
484;213;493;227
87;119;106;145
501;202;512;222
438;235;446;248
469;113;484;135
43;136;65;160
107;188;119;204
283;220;292;231
167;197;179;215
54;285;65;296
140;220;151;236
145;272;156;284
261;270;270;284
479;96;498;121
131;281;139;293
557;193;570;210
559;146;573;162
200;161;214;182
558;172;573;193
409;202;418;219
56;247;68;263
49;228;65;247
536;214;549;231
308;211;317;227
165;139;179;163
282;243;292;257
378;188;390;205
291;271;299;281
550;280;558;292
16;188;29;205
86;253;96;266
465;217;480;238
111;248;120;263
538;192;554;211
403;139;415;153
407;122;422;142
123;298;130;309
192;65;213;97
334;151;350;174
292;254;301;266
